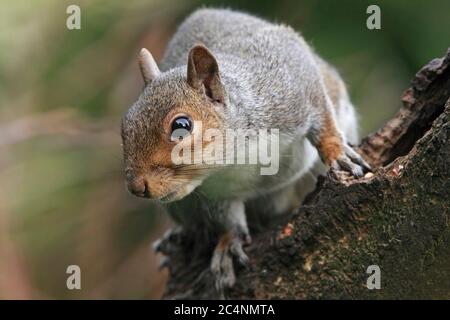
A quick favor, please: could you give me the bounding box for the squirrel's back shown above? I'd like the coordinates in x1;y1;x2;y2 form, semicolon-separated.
162;9;279;68
162;8;313;69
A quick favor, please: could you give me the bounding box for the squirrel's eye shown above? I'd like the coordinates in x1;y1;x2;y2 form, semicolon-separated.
170;116;193;142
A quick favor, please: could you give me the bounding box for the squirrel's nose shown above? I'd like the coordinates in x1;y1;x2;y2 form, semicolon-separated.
127;176;150;198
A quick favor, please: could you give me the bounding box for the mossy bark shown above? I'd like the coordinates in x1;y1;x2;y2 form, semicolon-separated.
163;49;450;299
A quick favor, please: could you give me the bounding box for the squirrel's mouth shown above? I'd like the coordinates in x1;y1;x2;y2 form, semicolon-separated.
159;190;180;203
158;179;204;203
158;183;191;203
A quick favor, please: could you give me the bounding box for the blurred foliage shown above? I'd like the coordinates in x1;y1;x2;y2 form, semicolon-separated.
0;0;448;299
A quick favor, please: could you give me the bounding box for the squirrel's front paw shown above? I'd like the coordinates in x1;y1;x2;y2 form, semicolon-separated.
210;231;251;296
331;144;371;178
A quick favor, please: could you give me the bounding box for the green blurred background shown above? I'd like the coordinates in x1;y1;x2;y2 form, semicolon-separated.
0;0;449;299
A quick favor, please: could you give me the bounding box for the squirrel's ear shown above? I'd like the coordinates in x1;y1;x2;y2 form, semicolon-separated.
139;48;160;84
187;44;225;104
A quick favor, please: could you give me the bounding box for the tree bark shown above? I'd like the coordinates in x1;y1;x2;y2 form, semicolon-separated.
162;48;450;299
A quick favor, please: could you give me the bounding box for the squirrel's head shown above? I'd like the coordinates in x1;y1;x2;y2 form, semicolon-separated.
121;44;228;202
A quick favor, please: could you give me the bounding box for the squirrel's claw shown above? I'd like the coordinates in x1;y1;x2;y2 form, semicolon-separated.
230;234;251;267
331;144;371;178
344;144;371;172
211;231;251;296
211;246;236;295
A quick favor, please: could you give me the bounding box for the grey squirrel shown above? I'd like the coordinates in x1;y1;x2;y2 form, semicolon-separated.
121;8;370;295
